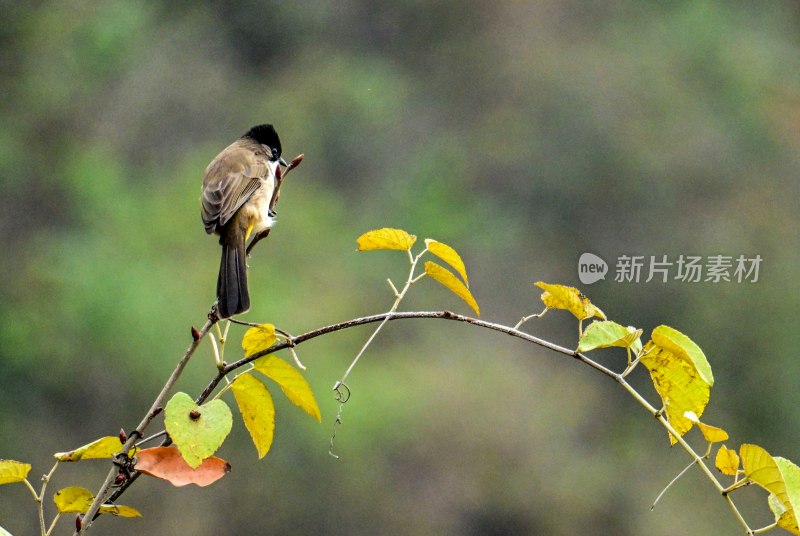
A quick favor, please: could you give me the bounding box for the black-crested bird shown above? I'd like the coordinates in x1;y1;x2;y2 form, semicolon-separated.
201;124;286;319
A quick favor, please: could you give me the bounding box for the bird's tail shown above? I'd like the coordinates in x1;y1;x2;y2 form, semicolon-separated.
216;220;249;319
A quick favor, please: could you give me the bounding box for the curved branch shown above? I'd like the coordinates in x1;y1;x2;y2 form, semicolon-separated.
82;309;747;534
197;310;618;405
101;310;600;514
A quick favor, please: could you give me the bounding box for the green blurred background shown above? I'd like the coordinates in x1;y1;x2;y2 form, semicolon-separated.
1;1;799;534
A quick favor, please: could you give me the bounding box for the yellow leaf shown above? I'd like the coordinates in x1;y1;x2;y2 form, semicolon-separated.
425;239;469;287
715;445;740;476
242;324;277;357
0;460;31;485
231;373;275;459
770;494;800;535
534;282;606;321
0;525;12;536
254;356;321;422
98;504;142;517
652;325;714;386
640;340;711;444
53;486;95;513
53;486;140;517
424;261;480;316
740;444;800;535
683;411;729;443
54;436;124;462
357;228;417;251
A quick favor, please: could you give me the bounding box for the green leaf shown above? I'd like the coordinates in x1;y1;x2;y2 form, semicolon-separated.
577;320;642;353
357;228;417;251
242;324;277;357
651;325;714;386
740;444;800;535
54;436;124;462
0;460;31;485
164;392;233;469
231;373;276;459
425;239;469;286
775;457;800;535
254;355;321;422
424;261;480;316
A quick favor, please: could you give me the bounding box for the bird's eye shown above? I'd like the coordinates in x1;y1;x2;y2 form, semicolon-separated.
271;148;279;160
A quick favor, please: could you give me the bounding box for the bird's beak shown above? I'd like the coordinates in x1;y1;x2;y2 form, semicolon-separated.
279;157;288;167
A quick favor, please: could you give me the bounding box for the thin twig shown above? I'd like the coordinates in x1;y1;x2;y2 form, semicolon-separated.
335;247;426;388
45;512;61;536
651;459;695;510
513;307;547;330
35;461;59;536
752;522;778;534
77;318;215;534
135;430;167;448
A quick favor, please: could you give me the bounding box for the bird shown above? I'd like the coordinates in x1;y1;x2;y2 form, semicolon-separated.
200;124;286;319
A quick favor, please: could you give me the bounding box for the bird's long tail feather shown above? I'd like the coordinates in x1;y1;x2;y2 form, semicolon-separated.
217;220;249;319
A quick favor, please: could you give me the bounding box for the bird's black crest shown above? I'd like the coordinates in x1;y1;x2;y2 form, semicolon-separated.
243;124;282;157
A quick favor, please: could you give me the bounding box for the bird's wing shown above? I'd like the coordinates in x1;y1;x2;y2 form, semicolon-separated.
201;143;270;233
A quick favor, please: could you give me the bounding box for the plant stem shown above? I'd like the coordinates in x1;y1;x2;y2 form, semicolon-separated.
34;461;59;536
752;521;778;534
335;248;425;388
45;512;61;536
651;459;695;509
77;318;214;534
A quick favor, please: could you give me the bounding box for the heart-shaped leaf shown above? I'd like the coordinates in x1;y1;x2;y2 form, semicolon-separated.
165;392;232;469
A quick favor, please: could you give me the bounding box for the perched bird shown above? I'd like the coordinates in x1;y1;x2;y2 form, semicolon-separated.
201;124;286;319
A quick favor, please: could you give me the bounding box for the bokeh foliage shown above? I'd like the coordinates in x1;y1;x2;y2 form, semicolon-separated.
1;1;799;533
